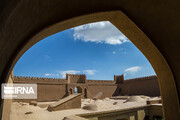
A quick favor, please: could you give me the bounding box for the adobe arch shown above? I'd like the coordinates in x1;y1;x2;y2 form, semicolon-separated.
84;88;87;98
0;3;179;119
75;86;83;94
69;88;73;94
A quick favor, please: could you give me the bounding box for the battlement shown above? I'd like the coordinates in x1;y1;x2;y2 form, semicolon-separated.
125;75;157;83
87;79;115;84
114;74;124;84
66;74;86;83
13;76;67;84
12;74;160;100
13;75;157;85
66;74;86;77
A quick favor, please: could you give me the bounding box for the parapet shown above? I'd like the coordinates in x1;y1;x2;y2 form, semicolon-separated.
66;74;86;83
13;74;157;85
86;79;115;84
125;75;157;83
13;76;67;84
114;74;124;84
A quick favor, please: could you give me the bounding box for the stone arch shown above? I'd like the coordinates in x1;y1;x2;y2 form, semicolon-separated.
0;7;179;119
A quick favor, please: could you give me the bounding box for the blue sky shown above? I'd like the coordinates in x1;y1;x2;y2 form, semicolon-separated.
14;21;155;80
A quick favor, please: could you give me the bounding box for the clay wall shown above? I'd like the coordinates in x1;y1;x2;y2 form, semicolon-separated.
13;76;67;84
67;84;88;98
12;75;160;101
87;79;115;84
114;74;124;84
47;93;81;111
120;76;160;96
87;85;117;99
67;74;86;83
13;76;67;101
37;84;67;101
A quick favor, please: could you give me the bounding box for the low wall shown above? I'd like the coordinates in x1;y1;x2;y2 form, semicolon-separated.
47;93;81;111
78;105;163;120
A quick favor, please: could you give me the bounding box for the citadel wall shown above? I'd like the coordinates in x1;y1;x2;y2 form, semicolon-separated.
117;76;160;96
87;85;117;99
13;76;67;101
13;74;160;101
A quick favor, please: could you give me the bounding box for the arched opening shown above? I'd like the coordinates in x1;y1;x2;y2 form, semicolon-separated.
8;20;161;119
118;88;121;95
69;88;73;94
1;11;179;120
74;86;83;94
84;88;87;98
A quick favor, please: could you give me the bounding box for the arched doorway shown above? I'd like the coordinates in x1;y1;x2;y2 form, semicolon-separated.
118;88;122;95
84;88;87;98
74;86;83;94
0;9;179;119
69;88;73;94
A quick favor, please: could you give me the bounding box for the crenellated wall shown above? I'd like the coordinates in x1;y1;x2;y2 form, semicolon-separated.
117;75;160;96
125;75;157;82
12;74;160;101
13;76;67;84
86;79;117;98
87;80;115;84
67;74;86;83
114;74;124;84
13;76;67;101
87;85;117;99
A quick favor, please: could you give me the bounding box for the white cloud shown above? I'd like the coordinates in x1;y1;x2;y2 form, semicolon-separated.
112;51;116;54
44;73;59;77
124;66;141;73
83;70;97;75
45;69;97;78
73;21;129;45
44;73;51;76
59;70;80;78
